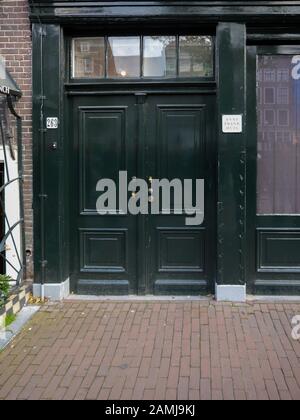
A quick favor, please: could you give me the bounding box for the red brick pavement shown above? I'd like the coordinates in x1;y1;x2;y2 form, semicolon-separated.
0;300;299;400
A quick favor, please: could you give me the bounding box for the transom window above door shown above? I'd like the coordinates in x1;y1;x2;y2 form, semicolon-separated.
71;35;214;79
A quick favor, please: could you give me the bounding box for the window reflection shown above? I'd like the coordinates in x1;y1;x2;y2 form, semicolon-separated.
72;38;105;78
143;36;176;77
107;37;140;78
257;55;300;214
179;36;213;77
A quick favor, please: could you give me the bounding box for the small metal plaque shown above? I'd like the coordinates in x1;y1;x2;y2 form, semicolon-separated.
222;115;243;134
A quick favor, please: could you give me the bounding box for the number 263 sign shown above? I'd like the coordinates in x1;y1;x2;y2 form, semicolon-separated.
46;117;59;129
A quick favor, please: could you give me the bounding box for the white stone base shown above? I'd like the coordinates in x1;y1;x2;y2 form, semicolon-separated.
215;284;246;302
33;278;70;301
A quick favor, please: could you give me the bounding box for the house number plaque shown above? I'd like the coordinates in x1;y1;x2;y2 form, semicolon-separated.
46;117;59;129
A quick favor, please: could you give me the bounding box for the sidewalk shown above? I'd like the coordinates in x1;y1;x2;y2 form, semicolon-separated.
0;300;299;400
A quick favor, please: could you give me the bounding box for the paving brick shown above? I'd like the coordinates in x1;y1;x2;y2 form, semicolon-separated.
234;390;246;400
212;389;223;400
177;377;189;400
265;379;280;400
109;376;126;400
200;378;211;400
223;378;235;400
120;388;133;400
132;377;146;400
85;377;104;400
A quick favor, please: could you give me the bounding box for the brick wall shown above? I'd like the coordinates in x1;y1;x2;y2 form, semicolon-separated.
0;0;33;277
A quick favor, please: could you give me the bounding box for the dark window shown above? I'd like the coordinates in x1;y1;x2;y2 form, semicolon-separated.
264;87;275;104
257;55;300;214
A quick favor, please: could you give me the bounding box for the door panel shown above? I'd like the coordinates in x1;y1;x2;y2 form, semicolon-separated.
79;107;128;214
157;105;205;183
158;229;205;273
70;96;138;295
145;95;216;295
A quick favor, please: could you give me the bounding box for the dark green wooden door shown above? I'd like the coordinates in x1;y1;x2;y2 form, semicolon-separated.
70;95;138;295
141;94;216;295
70;92;216;295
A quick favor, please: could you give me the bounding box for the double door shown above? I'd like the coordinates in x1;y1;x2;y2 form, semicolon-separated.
70;92;216;295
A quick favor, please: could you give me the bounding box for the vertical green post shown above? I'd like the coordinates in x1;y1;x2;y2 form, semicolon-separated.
216;23;247;301
33;24;68;299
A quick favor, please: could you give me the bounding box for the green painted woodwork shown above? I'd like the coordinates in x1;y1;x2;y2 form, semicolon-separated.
28;1;300;26
216;22;246;286
32;24;65;286
70;95;138;295
143;94;216;295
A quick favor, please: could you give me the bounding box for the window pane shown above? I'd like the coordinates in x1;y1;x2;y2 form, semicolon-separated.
72;38;105;78
107;37;140;78
179;36;213;77
143;36;176;77
257;55;300;214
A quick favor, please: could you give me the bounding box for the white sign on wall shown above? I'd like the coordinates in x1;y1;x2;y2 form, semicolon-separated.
222;115;243;134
